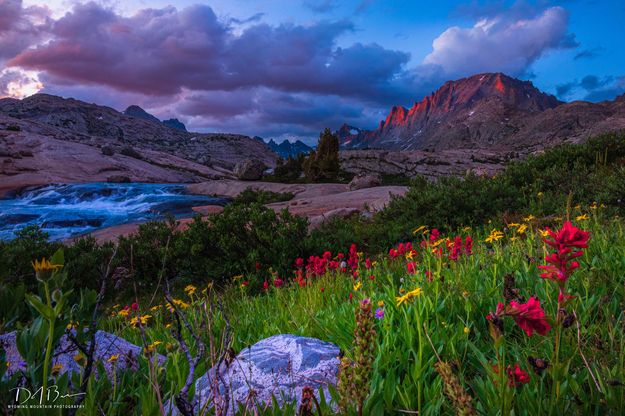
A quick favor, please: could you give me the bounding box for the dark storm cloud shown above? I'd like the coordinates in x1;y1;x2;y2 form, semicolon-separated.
8;2;414;106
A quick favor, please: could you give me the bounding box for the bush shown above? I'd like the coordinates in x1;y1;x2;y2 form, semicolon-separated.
232;188;294;205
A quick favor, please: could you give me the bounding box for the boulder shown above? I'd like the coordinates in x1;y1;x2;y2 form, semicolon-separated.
348;174;381;190
101;145;115;156
308;207;361;230
169;334;340;415
0;330;165;379
234;159;267;181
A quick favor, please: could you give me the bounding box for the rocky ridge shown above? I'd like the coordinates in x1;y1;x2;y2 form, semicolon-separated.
339;72;625;152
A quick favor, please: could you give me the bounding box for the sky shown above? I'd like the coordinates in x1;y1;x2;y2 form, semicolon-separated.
1;0;624;144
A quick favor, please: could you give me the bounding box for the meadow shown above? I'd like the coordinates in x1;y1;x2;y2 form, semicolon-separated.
1;134;625;415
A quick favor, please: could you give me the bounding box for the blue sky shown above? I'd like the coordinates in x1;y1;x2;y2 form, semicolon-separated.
2;0;624;143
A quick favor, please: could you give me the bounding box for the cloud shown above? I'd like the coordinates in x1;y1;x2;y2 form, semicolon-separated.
8;3;416;106
555;74;624;102
0;0;51;63
423;6;577;77
574;47;603;60
303;0;337;13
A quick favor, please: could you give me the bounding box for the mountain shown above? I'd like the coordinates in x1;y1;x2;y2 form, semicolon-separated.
162;118;187;132
267;139;313;158
124;105;188;132
0;94;276;193
336;124;363;148
341;73;625;152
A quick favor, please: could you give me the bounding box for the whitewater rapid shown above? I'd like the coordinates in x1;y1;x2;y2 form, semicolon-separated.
0;183;227;241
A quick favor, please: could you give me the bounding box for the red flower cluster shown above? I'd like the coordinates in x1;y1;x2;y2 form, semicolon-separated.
487;297;551;337
506;364;531;387
389;242;416;259
538;221;590;285
448;236;473;261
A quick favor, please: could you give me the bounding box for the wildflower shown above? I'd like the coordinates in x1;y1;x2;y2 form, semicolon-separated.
589;201;598;210
412;225;427;235
166;342;174;351
241;281;249;288
51;363;63;376
507;297;551;336
150;305;161;312
129;314;152;327
538;229;549;237
262;281;269;291
369;274;375;281
255;261;262;270
117;308;130;318
405;250;414;260
485;229;504;243
377;300;384;307
349;293;353;301
462;226;472;232
537;192;544;198
32;258;62;282
144;341;162;355
73;353;86;366
365;258;372;269
523;215;536;222
375;308;385;319
435;362;476;415
108;354;120;363
273;278;284;288
507;364;530;387
131;302;139;311
396;287;422;306
66;321;79;330
508;223;521;228
527;356;550;375
406;262;417;274
575;214;589;221
464;326;470;334
320;287;325;293
232;274;243;281
184;285;196;296
295;257;304;268
353;281;362;291
516;224;528;234
539;221;590;284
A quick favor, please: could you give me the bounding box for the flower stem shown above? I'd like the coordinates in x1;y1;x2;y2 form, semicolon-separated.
42;281;55;404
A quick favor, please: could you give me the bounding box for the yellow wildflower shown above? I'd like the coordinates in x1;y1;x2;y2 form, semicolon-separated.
184;285;197;296
574;204;581;209
462;226;472;232
378;300;384;307
485;230;504;243
537;192;543;198
112;304;120;310
108;354;119;363
143;341;162;355
66;321;79;330
166;342;174;351
576;214;589;221
117;308;130;318
73;354;86;366
150;305;161;312
462;291;469;298
590;201;598;210
507;223;521;228
165;323;172;329
31;258;62;281
357;251;364;259
523;215;536;222
129;314;152;327
396;287;422;306
539;229;550;237
353;281;362;291
371;261;378;267
516;224;528;234
232;274;243;281
464;326;470;334
51;363;63;376
405;251;414;260
412;225;427;235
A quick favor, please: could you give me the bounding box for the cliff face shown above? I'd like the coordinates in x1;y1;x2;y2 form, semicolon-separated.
340;73;625;151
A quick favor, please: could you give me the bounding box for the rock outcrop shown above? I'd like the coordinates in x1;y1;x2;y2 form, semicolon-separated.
348;174;381;190
169;334;340;415
0;330;165;379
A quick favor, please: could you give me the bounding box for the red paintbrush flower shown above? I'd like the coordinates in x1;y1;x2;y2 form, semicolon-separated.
507;297;551;336
507;364;531;387
539;221;589;284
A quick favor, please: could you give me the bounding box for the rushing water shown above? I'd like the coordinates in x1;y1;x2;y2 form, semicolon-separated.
0;183;227;241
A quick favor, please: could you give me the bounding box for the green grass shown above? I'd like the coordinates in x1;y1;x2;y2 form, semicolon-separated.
74;208;625;415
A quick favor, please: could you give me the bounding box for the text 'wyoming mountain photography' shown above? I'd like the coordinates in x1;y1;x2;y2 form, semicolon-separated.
0;0;624;415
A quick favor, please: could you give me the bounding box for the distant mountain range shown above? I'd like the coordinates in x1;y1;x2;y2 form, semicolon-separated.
338;72;625;152
123;105;187;132
253;136;313;158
